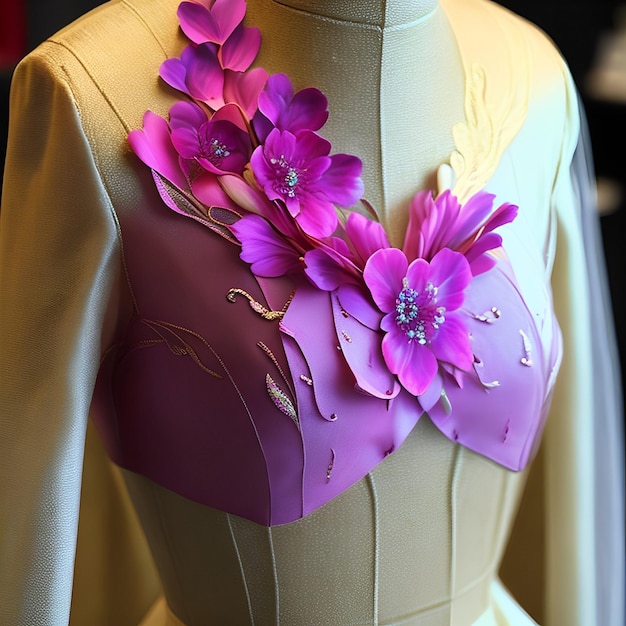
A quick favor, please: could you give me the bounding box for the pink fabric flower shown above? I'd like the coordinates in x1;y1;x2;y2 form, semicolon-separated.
364;247;473;396
177;0;246;46
255;73;328;141
169;101;252;175
231;214;305;276
403;189;518;275
128;111;187;190
160;44;225;109
250;128;363;238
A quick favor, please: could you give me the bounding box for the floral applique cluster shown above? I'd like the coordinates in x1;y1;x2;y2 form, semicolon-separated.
129;0;518;412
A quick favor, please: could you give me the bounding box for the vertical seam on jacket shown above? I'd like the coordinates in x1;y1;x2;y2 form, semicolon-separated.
227;514;255;626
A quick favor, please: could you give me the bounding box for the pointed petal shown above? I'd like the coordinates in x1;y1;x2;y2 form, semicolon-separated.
232;214;303;276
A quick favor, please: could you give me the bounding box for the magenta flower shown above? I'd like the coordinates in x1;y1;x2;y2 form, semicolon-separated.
169;101;251;175
363;247;473;397
223;67;268;120
128;111;187;190
160;44;225;109
303;212;390;291
250;128;363;238
403;189;518;276
255;73;328;141
219;22;262;72
177;0;246;46
231;214;306;277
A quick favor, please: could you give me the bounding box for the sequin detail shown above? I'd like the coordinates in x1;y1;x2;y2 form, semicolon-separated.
227;288;294;320
266;373;299;426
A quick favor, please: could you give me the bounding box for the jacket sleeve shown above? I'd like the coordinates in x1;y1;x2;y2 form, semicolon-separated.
0;46;121;625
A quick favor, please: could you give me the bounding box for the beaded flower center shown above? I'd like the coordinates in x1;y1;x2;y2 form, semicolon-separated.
202;136;231;166
395;278;446;344
270;155;300;198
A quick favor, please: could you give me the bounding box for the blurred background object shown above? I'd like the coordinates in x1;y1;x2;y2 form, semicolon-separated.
1;0;105;188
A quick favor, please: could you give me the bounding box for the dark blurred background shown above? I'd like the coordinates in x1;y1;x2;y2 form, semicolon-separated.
1;0;106;190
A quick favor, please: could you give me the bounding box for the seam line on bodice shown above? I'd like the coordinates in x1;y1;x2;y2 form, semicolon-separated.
449;445;462;600
227;513;255;626
267;526;280;625
366;472;380;626
151;480;192;626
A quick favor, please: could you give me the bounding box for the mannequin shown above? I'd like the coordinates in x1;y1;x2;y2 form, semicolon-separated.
0;1;623;625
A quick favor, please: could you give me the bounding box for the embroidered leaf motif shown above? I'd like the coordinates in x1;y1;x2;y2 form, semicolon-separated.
265;373;299;427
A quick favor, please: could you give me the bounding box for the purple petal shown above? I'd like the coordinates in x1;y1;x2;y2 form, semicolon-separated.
304;248;347;291
159;57;189;94
223;67;268;120
257;73;293;126
404;190;437;260
363;248;407;314
429;314;473;371
382;330;438;397
292;129;331;161
427;248;472;311
185;43;225;106
220;24;261;71
447;190;496;248
321;154;364;207
294;194;338;238
467;253;497;276
280;87;328;133
417;371;443;412
170;100;208;130
404;257;430;295
128;111;187;189
232;214;304;276
481;201;518;234
345;212;390;264
336;283;382;330
178;0;245;45
465;232;501;276
168;101;209;159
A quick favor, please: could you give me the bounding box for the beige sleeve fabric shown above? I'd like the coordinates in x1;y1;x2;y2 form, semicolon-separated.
0;45;158;625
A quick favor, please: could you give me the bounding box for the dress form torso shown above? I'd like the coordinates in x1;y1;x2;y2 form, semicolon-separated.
108;1;550;623
0;0;593;623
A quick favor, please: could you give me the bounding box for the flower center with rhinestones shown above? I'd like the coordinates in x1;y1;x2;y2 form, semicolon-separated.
269;155;302;199
394;278;446;344
201;136;231;166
